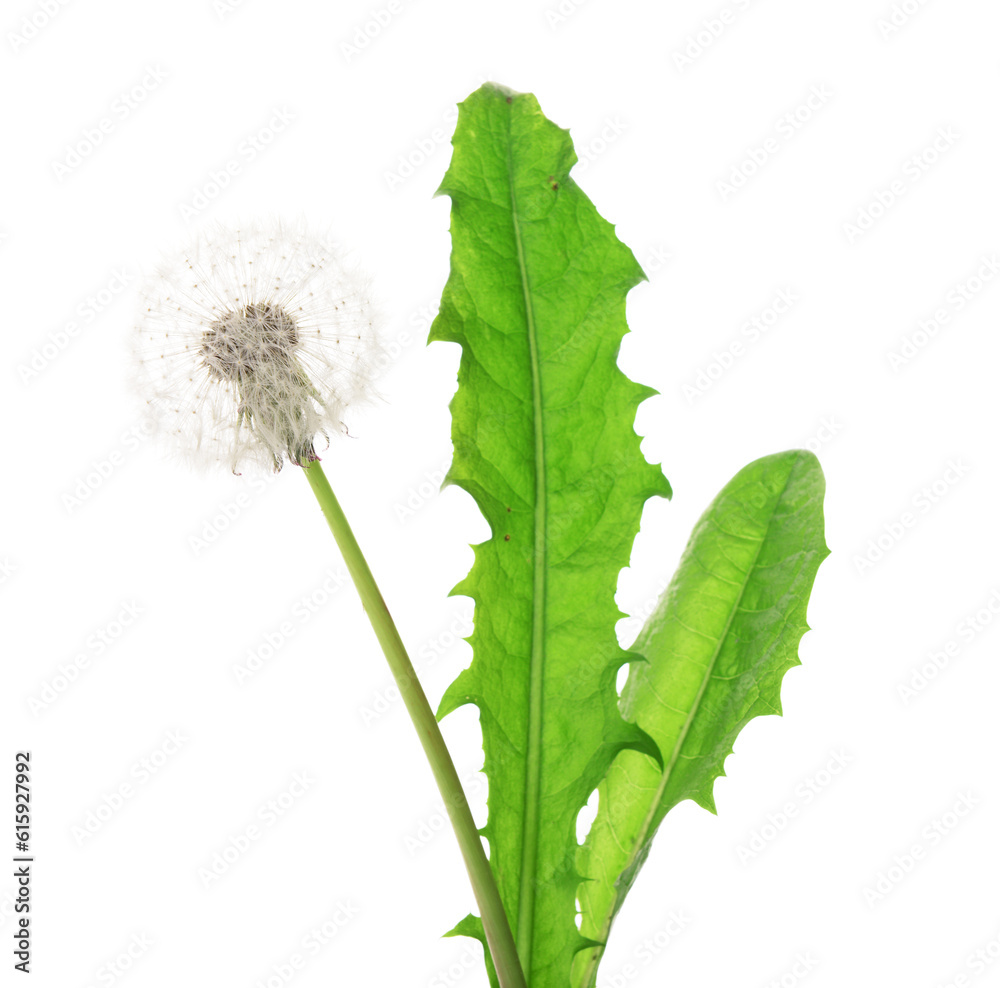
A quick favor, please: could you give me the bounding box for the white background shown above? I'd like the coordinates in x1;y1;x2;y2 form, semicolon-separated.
2;1;999;986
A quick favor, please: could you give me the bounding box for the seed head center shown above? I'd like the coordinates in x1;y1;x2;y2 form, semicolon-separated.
201;302;299;382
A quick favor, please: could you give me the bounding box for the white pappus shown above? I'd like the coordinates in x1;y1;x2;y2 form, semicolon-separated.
133;221;386;474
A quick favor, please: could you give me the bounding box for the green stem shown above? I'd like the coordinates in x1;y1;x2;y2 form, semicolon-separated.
301;459;527;988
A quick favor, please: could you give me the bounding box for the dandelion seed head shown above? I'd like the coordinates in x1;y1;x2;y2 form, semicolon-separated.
133;220;386;474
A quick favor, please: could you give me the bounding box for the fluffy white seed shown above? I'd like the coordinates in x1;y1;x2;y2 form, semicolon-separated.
133;221;385;474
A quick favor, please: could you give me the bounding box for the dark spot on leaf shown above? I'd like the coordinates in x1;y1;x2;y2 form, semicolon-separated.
504;534;511;541
506;96;512;104
506;506;512;512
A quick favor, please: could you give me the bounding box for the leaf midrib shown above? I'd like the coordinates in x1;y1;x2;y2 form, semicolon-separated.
505;107;548;978
578;466;796;988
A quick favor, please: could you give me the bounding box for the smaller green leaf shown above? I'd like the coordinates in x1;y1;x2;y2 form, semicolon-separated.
573;449;829;988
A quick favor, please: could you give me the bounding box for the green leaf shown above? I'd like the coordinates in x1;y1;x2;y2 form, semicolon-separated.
443;914;500;988
429;82;671;987
572;450;829;988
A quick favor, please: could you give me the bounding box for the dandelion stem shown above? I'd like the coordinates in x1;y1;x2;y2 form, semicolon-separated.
301;459;527;988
